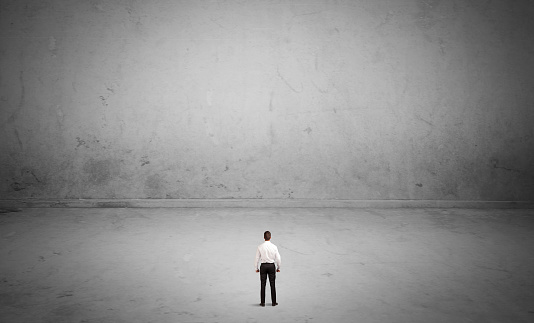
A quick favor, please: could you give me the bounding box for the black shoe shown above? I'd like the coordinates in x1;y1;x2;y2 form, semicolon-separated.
260;303;265;307
272;303;278;306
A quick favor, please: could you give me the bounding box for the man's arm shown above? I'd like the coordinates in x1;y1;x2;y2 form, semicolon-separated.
254;247;260;272
275;247;281;272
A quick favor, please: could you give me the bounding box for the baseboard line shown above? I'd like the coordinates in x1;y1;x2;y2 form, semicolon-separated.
0;199;533;209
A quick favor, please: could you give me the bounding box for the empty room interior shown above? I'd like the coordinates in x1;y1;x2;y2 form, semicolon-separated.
1;0;533;322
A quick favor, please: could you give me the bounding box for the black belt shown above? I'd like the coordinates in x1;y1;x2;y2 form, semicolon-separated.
261;262;274;264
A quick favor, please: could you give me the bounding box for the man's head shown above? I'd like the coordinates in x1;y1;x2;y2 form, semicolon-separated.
264;231;271;241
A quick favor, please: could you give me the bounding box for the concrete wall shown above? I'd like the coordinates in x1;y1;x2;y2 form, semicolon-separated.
1;0;533;201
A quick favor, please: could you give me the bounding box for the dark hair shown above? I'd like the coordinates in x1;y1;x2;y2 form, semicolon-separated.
264;231;271;240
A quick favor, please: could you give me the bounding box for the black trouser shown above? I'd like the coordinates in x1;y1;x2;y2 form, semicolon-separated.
260;263;276;304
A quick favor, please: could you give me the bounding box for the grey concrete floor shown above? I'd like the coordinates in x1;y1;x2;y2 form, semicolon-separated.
1;208;533;323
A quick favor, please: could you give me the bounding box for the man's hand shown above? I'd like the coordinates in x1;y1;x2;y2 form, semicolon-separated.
256;269;259;273
277;269;280;272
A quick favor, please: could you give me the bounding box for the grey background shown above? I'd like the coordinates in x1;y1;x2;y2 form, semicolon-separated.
1;0;533;201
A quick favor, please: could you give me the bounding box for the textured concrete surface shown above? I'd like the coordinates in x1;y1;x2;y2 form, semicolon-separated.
1;208;534;322
1;0;534;200
2;198;534;209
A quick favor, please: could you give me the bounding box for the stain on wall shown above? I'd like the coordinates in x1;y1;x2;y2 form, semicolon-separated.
0;0;533;200
83;159;116;186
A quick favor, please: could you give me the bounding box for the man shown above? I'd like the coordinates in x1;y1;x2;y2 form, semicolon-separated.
254;231;281;307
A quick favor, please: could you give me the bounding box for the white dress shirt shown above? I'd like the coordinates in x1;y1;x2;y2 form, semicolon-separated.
255;241;281;271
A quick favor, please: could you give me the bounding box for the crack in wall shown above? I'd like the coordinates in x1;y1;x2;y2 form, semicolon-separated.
491;159;521;173
14;129;23;150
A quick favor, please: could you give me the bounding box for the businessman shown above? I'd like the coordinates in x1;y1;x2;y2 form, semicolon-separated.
255;231;281;307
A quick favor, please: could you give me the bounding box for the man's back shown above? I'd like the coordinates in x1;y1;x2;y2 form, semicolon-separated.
255;241;281;268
